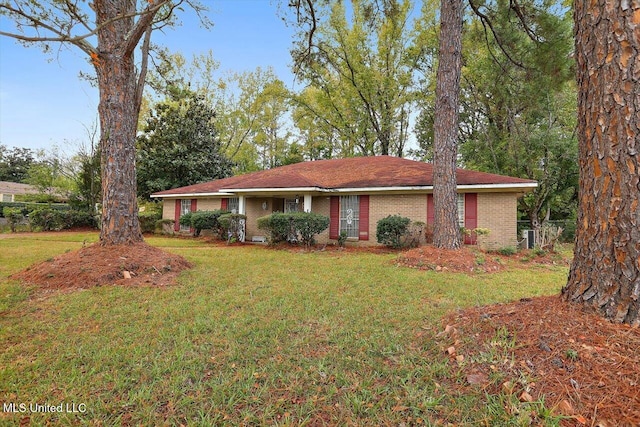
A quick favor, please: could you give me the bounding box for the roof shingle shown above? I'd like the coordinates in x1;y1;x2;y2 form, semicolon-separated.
152;156;536;196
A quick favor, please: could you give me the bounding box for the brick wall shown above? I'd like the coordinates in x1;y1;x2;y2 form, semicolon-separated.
476;192;518;249
161;192;520;247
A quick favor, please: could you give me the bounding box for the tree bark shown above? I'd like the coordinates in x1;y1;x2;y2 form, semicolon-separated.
562;0;640;325
95;0;143;245
432;0;463;249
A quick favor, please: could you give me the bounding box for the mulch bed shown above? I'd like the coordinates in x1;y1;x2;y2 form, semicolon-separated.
398;245;570;273
437;295;640;426
11;242;192;290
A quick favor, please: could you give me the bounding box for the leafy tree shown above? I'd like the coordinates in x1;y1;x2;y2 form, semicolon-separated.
0;0;207;245
562;1;640;324
24;148;76;201
145;52;294;173
0;145;36;183
136;89;233;199
73;139;102;213
291;0;435;157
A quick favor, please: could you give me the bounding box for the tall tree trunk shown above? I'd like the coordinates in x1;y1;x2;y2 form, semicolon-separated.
432;0;463;249
95;0;143;245
562;0;640;325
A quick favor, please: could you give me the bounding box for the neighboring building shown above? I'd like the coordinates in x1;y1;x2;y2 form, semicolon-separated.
0;181;39;202
152;156;537;248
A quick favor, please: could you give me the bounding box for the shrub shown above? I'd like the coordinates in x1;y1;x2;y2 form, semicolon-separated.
3;207;24;232
28;208;97;231
257;212;330;247
496;246;517;256
29;208;64;231
376;215;411;249
257;213;294;244
178;212;193;231
219;213;247;243
291;212;330;247
177;210;228;237
139;210;162;234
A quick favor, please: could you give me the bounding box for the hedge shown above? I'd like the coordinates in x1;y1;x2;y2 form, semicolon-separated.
0;202;70;218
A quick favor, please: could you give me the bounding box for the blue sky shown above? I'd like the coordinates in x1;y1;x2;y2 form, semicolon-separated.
0;0;297;152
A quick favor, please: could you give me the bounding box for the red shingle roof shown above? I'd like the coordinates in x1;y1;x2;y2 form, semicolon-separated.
152;156;536;196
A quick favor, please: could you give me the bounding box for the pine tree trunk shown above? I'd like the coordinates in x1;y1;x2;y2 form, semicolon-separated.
95;0;143;245
562;0;640;325
432;0;463;249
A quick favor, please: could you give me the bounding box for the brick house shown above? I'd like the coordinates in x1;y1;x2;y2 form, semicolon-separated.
151;156;537;248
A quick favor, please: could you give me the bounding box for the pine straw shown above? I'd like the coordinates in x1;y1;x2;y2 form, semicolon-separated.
11;242;192;290
439;295;640;426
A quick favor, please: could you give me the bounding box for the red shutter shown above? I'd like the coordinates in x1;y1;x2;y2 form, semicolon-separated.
174;199;181;232
464;193;478;245
358;195;369;241
427;194;434;225
191;199;197;212
221;198;228;210
329;196;340;239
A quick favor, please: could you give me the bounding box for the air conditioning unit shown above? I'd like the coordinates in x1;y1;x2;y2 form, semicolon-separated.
522;230;535;249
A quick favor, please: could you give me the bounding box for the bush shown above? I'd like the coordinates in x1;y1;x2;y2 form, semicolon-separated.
219;213;247;242
257;212;330;247
3;207;24;232
376;215;411;249
257;213;294;244
29;208;64;231
139;210;162;234
28;208;97;231
0;202;70;218
177;210;228;237
291;212;330;247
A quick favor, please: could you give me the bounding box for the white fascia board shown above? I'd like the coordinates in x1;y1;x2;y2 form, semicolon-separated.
456;183;538;191
328;186;433;193
152;192;235;199
219;187;324;194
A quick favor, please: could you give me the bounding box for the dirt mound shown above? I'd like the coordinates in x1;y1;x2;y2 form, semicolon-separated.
438;295;640;425
12;242;192;290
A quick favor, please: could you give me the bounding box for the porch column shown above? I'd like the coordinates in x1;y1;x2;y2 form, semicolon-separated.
303;194;312;212
238;195;246;215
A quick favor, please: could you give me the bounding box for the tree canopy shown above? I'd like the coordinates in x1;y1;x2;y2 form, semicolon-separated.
136;89;233;199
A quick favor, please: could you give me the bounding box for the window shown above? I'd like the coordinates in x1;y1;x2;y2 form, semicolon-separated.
1;194;13;202
180;199;191;232
227;197;239;214
340;195;359;238
457;194;465;228
284;198;301;213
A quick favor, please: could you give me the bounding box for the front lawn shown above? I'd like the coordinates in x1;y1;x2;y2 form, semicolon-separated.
0;232;568;425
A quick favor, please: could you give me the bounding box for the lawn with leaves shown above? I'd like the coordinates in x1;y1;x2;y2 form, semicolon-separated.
0;232;568;426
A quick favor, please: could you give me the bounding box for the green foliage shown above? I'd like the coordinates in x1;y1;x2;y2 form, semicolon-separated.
191;210;227;237
2;207;23;232
496;247;518;256
177;210;229;237
291;0;436;157
136;89;233;199
257;212;330;246
0;202;70;218
292;212;330;247
138;210;162;234
338;231;348;247
28;208;96;231
257;213;293;244
0;144;36;183
218;213;247;243
376;215;411;249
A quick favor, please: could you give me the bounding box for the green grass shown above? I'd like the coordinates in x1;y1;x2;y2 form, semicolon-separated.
0;232;569;426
